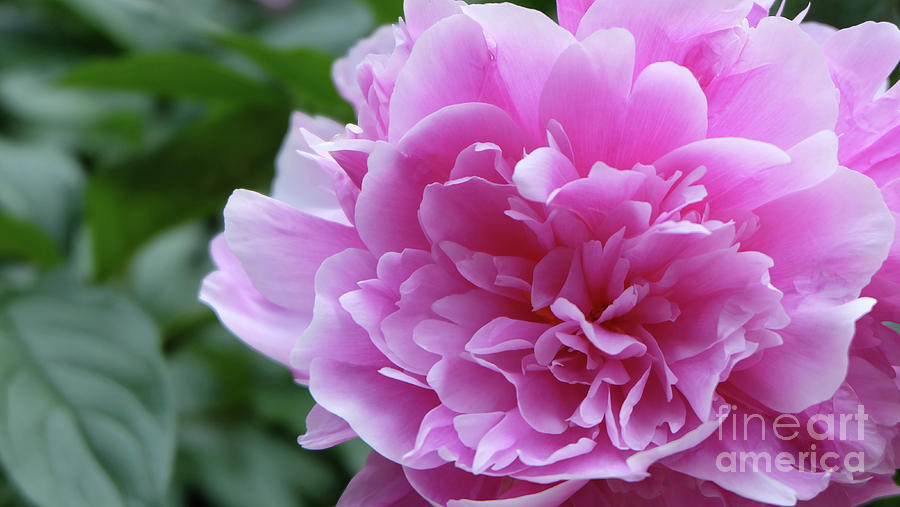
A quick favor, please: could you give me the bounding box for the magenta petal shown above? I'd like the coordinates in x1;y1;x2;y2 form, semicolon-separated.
405;464;587;506
428;357;516;413
706;17;838;149
513;147;579;203
449;143;510;184
420;178;544;259
271;112;348;224
398;103;529;169
389;14;509;140
406;405;469;465
433;290;533;331
461;3;575;137
338;452;429;507
291;249;387;373
728;298;876;413
556;0;594;33
615;62;708;168
414;320;471;357
515;368;585;434
539;28;635;172
667;409;831;505
653;137;790;209
403;0;463;40
439;242;533;301
743;168;894;302
224;189;363;310
331;26;396;112
310;358;440;466
824;22;900;121
299;404;357;450
355;145;432;256
454;412;504;449
200;235;308;369
576;0;752;71
747;0;774;26
467;318;549;354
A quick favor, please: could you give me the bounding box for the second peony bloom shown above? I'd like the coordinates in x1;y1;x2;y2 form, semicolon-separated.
202;0;900;505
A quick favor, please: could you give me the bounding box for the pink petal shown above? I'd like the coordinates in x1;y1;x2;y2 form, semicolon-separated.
309;358;440;466
427;357;517;413
298;404;356;450
461;3;575;137
332;26;396;111
706;17;838;149
576;0;752;72
539;28;635;172
420;178;544;259
467;317;548;354
200;235;308;369
271;112;348;223
354;145;432;256
223;189;363;310
405;464;587;506
514;368;586;434
556;0;594;33
403;0;463;40
291;249;388;373
743;167;894;303
398;103;529;170
388;14;510;140
614;62;708;169
338;452;429;506
667;408;831;505
824;22;900;122
513;147;579;203
728;298;876;413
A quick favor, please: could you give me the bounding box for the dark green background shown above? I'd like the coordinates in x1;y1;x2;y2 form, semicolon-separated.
0;0;897;505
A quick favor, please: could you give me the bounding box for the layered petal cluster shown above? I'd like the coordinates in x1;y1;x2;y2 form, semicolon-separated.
201;0;900;505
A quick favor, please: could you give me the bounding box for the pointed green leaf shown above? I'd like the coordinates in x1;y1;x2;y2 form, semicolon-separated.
0;284;175;507
60;53;276;103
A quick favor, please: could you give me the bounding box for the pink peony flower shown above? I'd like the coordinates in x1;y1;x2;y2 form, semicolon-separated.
201;0;900;504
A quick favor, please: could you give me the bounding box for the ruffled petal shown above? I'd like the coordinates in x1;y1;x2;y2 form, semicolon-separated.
223;189;363;310
200;235;308;368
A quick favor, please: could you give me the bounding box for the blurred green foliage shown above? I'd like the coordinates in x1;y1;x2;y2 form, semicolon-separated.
0;0;897;505
0;0;375;504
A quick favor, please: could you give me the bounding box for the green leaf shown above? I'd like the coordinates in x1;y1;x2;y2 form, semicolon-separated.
0;475;25;507
783;0;900;27
60;53;277;103
126;222;213;331
0;283;175;507
257;0;373;55
0;66;154;164
168;324;342;506
43;0;204;50
0;214;61;267
167;323;311;424
0;139;82;267
0;139;83;248
87;104;286;280
177;423;342;507
334;438;371;476
216;34;352;120
358;0;403;25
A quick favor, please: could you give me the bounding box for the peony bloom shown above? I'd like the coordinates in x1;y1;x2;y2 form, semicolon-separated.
201;0;900;505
